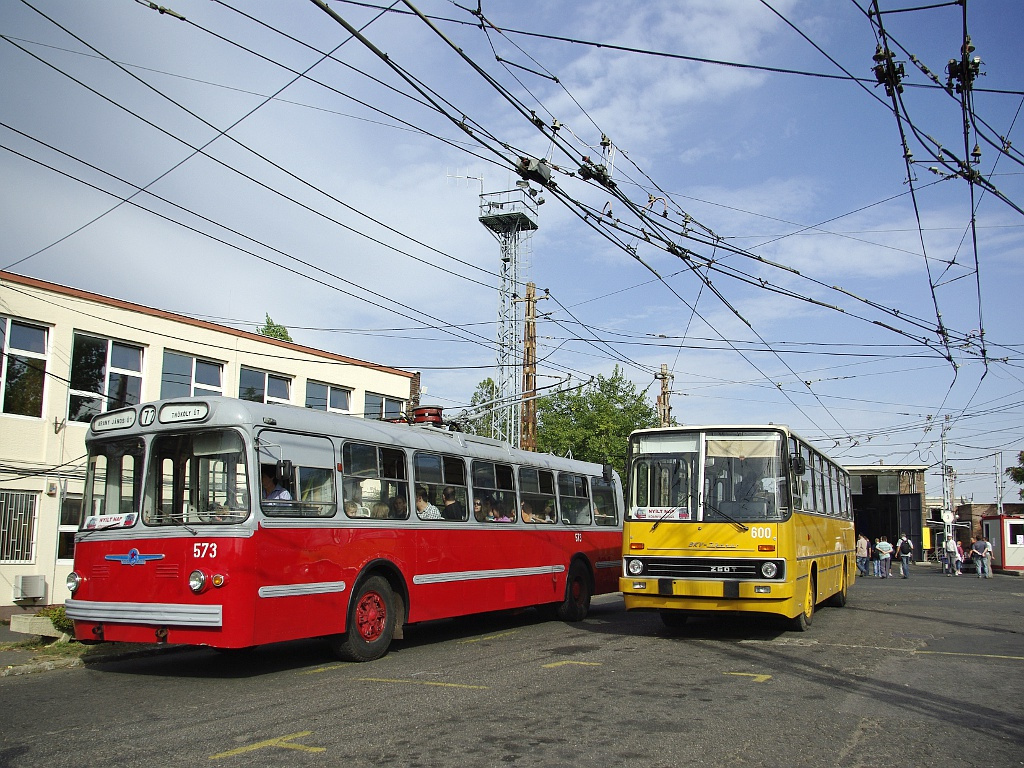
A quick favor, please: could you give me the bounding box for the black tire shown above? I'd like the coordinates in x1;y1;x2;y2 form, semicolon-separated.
330;575;396;662
790;572;815;631
659;610;688;629
827;562;848;608
555;561;592;622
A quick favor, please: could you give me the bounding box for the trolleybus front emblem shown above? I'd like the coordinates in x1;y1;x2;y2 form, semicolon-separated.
104;548;165;566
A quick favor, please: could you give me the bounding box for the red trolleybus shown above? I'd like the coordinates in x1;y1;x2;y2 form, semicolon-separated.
620;425;854;630
65;398;622;661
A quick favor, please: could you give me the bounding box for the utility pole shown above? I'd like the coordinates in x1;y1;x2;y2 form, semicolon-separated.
655;364;673;427
519;283;547;451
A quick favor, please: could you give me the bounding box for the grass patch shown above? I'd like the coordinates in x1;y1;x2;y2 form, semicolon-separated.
0;637;89;660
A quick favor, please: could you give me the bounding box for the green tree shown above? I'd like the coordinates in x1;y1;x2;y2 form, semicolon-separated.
1006;451;1024;500
256;313;292;342
536;366;658;477
462;378;499;437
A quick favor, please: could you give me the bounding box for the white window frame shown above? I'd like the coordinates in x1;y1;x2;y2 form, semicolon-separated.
305;380;352;414
161;351;224;398
0;317;48;419
239;366;291;405
68;332;144;422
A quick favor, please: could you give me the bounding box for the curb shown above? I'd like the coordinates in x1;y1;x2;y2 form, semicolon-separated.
0;643;182;677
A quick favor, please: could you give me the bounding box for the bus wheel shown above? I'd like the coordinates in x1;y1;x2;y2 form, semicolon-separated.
659;610;688;629
555;561;592;622
791;573;815;631
827;563;848;608
330;575;396;662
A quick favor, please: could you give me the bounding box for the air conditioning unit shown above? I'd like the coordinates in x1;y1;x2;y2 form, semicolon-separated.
13;574;46;601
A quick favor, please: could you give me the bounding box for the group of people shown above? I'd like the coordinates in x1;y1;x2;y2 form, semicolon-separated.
856;531;996;579
855;533;915;579
944;535;995;578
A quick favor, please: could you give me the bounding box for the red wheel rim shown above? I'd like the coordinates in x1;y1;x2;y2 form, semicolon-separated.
570;577;582;602
355;591;386;642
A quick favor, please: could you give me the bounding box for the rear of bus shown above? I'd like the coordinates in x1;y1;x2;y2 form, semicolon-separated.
620;426;844;630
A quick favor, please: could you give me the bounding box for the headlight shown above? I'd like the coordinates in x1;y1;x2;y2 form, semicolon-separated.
627;559;644;576
761;562;778;579
66;571;82;594
188;569;207;593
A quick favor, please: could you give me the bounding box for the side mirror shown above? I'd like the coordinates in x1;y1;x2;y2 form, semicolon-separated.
276;459;294;485
790;455;806;476
602;463;614;483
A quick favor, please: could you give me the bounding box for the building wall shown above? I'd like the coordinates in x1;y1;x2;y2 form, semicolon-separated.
0;271;415;614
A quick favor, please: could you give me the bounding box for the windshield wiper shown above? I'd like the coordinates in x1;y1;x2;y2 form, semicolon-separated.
703;501;750;532
78;521;129;539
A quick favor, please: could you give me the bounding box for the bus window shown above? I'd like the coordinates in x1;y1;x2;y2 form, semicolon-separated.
414;452;468;521
520;467;556;524
558;472;591;525
144;431;250;525
82;438;144;527
472;460;516;523
592;476;619;526
704;434;785;521
342;442;409;519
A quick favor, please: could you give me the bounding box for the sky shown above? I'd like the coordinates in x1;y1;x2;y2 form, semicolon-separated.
2;0;1023;504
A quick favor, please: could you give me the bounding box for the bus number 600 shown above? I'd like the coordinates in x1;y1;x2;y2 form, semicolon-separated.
749;527;772;539
193;542;218;558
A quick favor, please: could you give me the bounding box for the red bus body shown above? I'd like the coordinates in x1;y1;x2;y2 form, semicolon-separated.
66;399;622;658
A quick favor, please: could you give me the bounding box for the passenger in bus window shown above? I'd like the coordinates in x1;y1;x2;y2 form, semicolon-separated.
441;486;466;521
521;500;536;522
391;495;409;519
473;497;487;522
416;486;443;520
371;502;390;520
261;465;292;500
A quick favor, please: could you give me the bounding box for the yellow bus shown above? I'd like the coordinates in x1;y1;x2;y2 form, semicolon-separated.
620;425;855;630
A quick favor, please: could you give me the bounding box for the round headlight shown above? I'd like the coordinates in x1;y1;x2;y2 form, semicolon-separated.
761;562;778;579
188;569;207;593
627;559;644;576
66;571;82;594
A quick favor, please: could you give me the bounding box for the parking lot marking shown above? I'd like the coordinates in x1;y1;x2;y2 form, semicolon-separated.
358;677;489;689
459;631;517;644
300;664;346;675
209;731;325;759
758;640;1024;662
541;661;602;669
724;672;772;683
916;650;1024;661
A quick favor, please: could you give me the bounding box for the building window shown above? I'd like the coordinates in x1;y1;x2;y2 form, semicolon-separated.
160;351;223;399
364;392;404;420
56;494;83;561
1;319;47;418
68;333;143;422
0;490;37;563
239;367;290;404
305;381;351;413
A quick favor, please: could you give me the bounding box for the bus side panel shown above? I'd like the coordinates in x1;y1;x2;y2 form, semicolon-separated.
251;525;418;645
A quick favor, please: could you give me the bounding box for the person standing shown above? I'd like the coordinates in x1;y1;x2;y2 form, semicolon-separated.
896;533;914;578
970;536;991;578
942;535;958;576
875;536;893;578
981;536;994;578
871;538;881;577
955;540;964;575
856;534;870;577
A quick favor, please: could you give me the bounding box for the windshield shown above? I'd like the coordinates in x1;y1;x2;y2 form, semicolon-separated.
143;430;251;525
81;438;145;529
703;433;788;521
629;430;790;523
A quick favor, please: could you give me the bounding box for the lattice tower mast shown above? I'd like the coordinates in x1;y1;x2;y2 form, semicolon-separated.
479;183;538;445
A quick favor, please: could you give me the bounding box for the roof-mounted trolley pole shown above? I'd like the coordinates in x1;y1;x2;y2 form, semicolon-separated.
478;183;539;446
